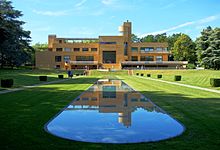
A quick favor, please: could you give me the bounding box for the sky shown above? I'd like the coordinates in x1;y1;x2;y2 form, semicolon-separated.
11;0;220;44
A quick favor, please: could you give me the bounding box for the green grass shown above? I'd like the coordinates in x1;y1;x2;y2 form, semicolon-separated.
134;70;220;90
0;69;85;89
0;72;220;150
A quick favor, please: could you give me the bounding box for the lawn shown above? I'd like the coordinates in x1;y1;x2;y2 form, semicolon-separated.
133;70;220;90
0;69;85;89
0;70;220;150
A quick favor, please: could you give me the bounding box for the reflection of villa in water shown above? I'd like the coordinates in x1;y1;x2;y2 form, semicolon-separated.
66;79;161;127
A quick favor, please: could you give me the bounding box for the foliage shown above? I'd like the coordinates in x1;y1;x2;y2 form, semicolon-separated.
32;43;48;52
196;26;220;70
172;34;196;63
0;0;33;68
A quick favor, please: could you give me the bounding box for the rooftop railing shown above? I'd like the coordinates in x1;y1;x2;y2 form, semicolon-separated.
69;61;98;64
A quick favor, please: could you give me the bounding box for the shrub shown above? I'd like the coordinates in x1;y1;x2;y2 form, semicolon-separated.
174;75;182;81
140;73;144;76
157;74;162;78
210;78;220;87
1;79;13;88
147;74;151;77
39;76;47;81
187;63;196;69
75;74;79;76
58;75;64;79
136;73;139;76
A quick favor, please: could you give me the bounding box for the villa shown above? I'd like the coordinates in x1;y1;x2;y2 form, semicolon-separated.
36;21;187;70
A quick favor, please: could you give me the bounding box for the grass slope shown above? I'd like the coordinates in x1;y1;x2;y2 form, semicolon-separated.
133;70;220;90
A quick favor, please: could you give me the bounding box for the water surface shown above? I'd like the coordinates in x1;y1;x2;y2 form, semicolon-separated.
45;79;184;143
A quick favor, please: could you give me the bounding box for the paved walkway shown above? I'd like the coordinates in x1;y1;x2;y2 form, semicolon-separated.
136;76;220;94
0;78;72;95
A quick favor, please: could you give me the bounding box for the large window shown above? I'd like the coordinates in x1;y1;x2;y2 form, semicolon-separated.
76;56;94;61
156;56;163;61
56;48;62;51
140;56;146;61
131;47;138;52
131;56;138;61
55;56;61;62
64;55;70;62
146;56;154;61
140;47;154;52
103;51;116;64
124;42;128;55
74;48;80;51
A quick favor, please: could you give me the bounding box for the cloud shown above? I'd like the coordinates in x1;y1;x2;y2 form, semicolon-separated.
140;14;220;37
75;0;87;7
33;9;68;16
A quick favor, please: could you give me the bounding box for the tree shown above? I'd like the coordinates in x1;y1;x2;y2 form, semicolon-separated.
196;27;220;70
0;0;33;68
172;34;196;63
131;34;140;43
167;33;182;51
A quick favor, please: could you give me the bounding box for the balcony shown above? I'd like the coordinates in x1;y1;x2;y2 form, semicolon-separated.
69;61;98;65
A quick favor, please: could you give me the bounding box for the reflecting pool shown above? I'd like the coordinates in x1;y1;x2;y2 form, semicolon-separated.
45;79;184;143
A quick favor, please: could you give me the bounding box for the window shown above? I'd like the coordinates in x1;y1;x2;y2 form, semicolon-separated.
99;42;117;44
56;65;60;68
64;48;71;52
76;56;94;61
74;48;80;51
59;40;62;43
164;47;168;51
131;56;138;61
103;51;116;63
124;42;128;55
146;56;154;61
64;56;70;62
156;47;163;51
131;47;138;52
91;48;97;51
82;48;89;51
156;56;163;61
56;48;62;51
140;47;154;52
140;56;146;61
102;86;116;98
55;56;61;62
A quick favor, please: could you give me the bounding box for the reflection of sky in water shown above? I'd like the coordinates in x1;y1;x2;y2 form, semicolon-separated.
46;79;184;143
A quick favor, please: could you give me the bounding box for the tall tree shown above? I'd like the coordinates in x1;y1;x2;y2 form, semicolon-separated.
196;27;220;70
131;34;140;43
167;33;182;51
0;0;33;68
172;34;196;63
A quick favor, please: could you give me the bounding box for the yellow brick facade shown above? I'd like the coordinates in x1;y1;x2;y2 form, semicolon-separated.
36;21;187;70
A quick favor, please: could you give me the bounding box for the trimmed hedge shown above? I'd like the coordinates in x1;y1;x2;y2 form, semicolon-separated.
147;74;151;77
157;74;162;78
58;75;64;79
1;79;13;88
75;74;80;76
136;73;139;76
39;76;47;81
140;73;144;76
174;75;182;81
210;78;220;87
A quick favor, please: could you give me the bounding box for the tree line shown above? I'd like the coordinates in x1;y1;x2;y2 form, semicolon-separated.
0;0;219;69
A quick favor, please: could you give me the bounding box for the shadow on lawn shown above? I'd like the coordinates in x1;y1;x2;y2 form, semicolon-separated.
0;78;220;150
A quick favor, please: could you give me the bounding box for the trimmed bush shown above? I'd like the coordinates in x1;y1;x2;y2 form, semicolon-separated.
147;74;151;77
210;78;220;87
39;76;47;81
136;73;139;76
140;73;144;76
58;75;64;79
157;74;162;78
75;74;80;76
174;75;182;81
1;79;13;88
